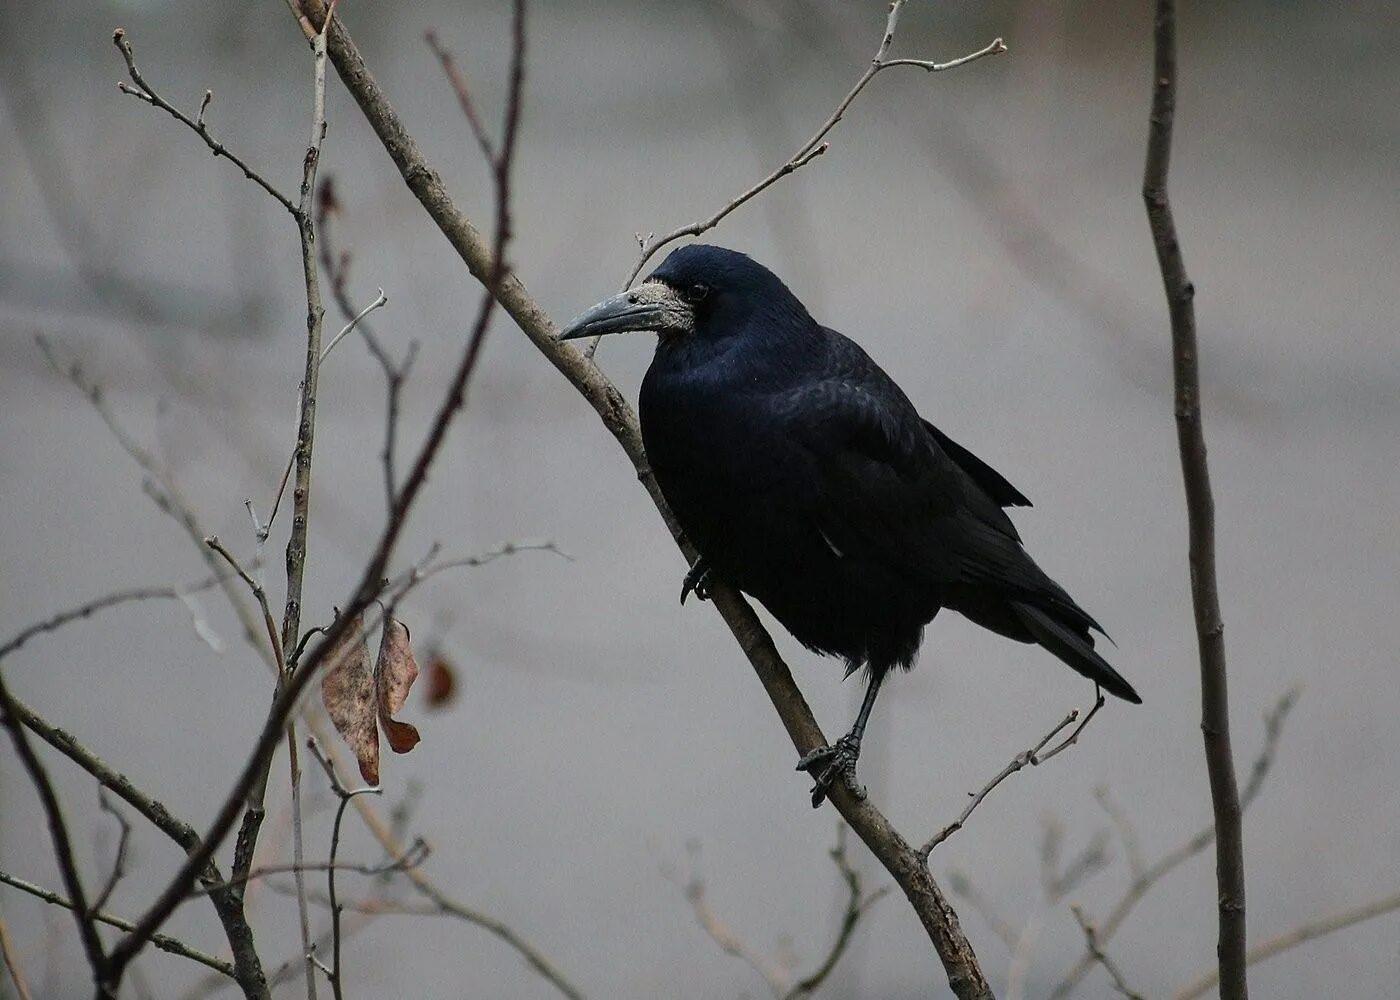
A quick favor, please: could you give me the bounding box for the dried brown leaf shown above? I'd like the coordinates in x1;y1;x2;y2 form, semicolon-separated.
375;617;421;755
321;612;379;785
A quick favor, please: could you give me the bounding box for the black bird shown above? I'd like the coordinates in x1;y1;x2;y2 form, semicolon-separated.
561;245;1139;806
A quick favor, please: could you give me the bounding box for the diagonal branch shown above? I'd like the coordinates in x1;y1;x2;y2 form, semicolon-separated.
0;869;234;980
0;674;108;987
1143;3;1247;996
293;1;993;995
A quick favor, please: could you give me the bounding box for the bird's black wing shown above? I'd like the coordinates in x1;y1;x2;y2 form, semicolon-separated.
922;420;1031;509
773;373;1023;588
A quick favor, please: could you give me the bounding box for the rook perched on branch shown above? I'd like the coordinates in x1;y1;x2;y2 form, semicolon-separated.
562;245;1140;807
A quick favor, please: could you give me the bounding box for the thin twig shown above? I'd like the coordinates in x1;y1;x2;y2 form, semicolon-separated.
286;727;318;1000
0;869;234;980
319;289;388;364
1174;888;1400;1000
111;29;296;215
191;842;428;898
0;572;231;662
595;0;1003;361
1144;3;1246;995
305;737;383;1000
919;707;1082;859
311;732;589;1000
206;536;285;668
89;791;133;919
316;178;411;510
669;842;787;996
1071;906;1144;1000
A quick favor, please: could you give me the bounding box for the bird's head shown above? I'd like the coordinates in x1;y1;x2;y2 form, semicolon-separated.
558;244;809;345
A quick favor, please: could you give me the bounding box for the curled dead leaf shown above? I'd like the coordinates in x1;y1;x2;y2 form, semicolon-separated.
321;612;379;785
375;617;421;755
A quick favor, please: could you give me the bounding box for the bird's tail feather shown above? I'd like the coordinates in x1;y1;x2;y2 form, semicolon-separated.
1010;601;1141;704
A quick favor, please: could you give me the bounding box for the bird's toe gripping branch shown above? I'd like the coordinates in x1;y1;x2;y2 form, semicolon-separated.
679;558;714;605
797;732;867;808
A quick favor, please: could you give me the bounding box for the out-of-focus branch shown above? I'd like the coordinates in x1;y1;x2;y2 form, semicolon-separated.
1048;690;1299;1000
784;826;890;1000
1174;888;1400;1000
1071;906;1143;1000
0;869;234;980
0;907;35;1000
294;1;993;994
1143;3;1246;996
668;827;888;1000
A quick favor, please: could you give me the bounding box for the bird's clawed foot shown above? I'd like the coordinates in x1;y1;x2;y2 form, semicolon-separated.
680;558;714;605
796;732;866;808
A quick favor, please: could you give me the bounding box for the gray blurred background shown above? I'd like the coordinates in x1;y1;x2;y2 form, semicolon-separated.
2;1;1398;997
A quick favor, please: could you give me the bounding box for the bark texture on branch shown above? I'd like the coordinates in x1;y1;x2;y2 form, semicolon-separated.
291;1;992;995
1143;3;1248;998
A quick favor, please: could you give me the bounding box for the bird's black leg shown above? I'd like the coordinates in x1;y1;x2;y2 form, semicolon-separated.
796;669;886;808
680;556;714;605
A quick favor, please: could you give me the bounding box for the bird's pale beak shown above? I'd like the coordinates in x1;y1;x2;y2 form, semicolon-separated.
558;281;692;340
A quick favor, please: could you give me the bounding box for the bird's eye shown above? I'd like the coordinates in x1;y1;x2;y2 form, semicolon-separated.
681;282;710;304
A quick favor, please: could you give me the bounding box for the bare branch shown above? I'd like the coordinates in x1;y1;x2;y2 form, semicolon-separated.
111;29;296;215
299;1;993;993
0;572;231;662
89;792;134;919
0;671;108;985
206;536;285;669
1174;888;1400;1000
919;706;1082;859
1144;4;1246;993
0;869;233;980
4;694;270;998
319;289;388;364
604;0;1004;325
1071;906;1144;1000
